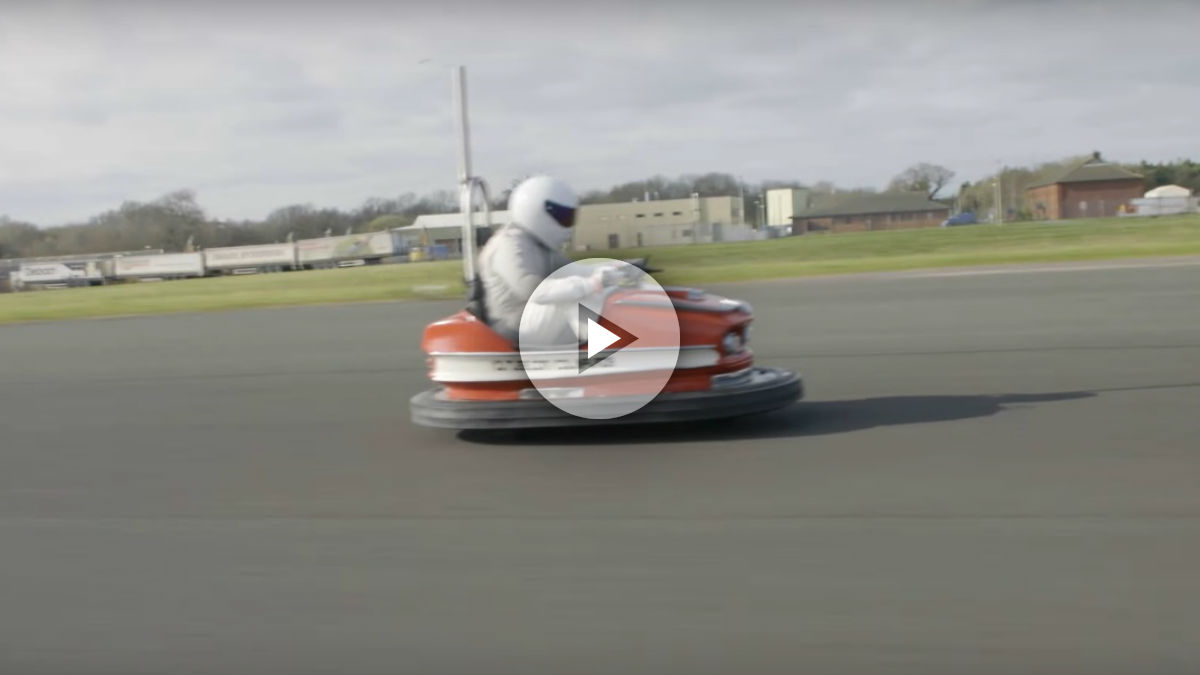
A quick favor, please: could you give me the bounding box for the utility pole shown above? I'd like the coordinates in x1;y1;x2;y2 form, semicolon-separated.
738;177;745;226
994;161;1004;224
452;66;476;281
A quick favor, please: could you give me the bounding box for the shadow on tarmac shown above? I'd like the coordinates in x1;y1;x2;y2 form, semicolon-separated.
459;390;1103;446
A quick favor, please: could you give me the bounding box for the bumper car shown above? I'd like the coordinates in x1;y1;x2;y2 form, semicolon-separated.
410;260;803;430
409;66;801;430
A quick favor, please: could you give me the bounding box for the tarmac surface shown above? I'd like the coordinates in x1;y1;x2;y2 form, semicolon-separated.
3;260;1200;674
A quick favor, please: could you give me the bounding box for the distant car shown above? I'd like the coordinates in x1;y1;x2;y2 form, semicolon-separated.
941;211;978;227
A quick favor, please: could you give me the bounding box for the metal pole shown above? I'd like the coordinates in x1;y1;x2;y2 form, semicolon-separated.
993;176;1003;223
452;66;476;284
452;66;472;185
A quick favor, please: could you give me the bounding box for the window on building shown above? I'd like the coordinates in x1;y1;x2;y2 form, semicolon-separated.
635;214;645;218
681;229;692;237
636;233;644;247
654;212;663;217
672;211;682;216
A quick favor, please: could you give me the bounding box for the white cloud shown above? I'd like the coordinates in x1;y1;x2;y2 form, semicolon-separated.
1;0;1198;224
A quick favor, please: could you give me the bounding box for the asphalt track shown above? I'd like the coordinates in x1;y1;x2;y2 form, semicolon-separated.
2;260;1199;675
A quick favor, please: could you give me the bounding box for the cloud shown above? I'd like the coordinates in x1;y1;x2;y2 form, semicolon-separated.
1;1;1198;225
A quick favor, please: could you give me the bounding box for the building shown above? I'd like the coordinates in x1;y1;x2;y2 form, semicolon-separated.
1024;153;1144;220
397;195;762;255
791;192;951;234
1128;184;1197;217
765;188;811;227
572;195;757;251
392;211;511;255
1145;184;1192;198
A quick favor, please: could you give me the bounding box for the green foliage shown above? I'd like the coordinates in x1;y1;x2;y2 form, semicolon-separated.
0;217;41;258
886;163;955;199
1127;159;1200;193
365;214;412;231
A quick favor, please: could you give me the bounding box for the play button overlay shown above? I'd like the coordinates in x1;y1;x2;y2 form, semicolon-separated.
518;258;680;420
579;304;638;373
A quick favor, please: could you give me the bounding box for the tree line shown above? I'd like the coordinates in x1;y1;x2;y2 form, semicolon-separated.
0;190;459;260
3;157;1195;259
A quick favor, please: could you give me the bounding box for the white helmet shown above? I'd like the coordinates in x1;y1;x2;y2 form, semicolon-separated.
508;175;579;249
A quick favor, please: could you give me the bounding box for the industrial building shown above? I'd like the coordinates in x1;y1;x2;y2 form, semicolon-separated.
1024;153;1144;220
398;196;763;254
571;195;759;251
765;188;812;227
791;192;951;234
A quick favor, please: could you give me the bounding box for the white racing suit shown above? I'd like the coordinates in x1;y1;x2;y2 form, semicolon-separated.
477;224;596;346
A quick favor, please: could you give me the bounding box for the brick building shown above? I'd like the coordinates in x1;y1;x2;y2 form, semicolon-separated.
1024;153;1144;220
791;192;951;234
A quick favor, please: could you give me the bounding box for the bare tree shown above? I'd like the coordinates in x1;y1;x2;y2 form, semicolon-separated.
887;163;955;199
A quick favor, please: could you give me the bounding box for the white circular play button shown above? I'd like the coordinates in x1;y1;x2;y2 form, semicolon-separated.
518;258;680;420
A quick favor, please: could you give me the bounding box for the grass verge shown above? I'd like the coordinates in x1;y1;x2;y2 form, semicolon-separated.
2;215;1198;324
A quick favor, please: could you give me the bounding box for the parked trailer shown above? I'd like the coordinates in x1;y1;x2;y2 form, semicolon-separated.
15;261;105;289
201;243;298;274
296;232;397;269
113;252;206;279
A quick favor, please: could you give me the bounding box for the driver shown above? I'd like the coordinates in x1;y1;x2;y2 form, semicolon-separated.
477;175;614;344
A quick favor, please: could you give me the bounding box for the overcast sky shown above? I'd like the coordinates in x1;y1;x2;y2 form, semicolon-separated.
2;0;1198;225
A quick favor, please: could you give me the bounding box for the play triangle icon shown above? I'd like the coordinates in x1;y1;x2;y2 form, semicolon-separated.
586;319;620;358
578;305;638;373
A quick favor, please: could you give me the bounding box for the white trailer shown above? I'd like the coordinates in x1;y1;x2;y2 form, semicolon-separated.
16;261;105;289
296;232;396;269
113;252;206;279
202;243;298;274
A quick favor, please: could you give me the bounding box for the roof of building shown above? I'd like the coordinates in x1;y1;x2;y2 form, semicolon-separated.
395;211;512;232
1026;153;1143;189
1145;184;1192;198
580;195;735;212
792;192;950;219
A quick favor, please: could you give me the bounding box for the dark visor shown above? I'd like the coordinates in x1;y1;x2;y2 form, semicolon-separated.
544;200;577;228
